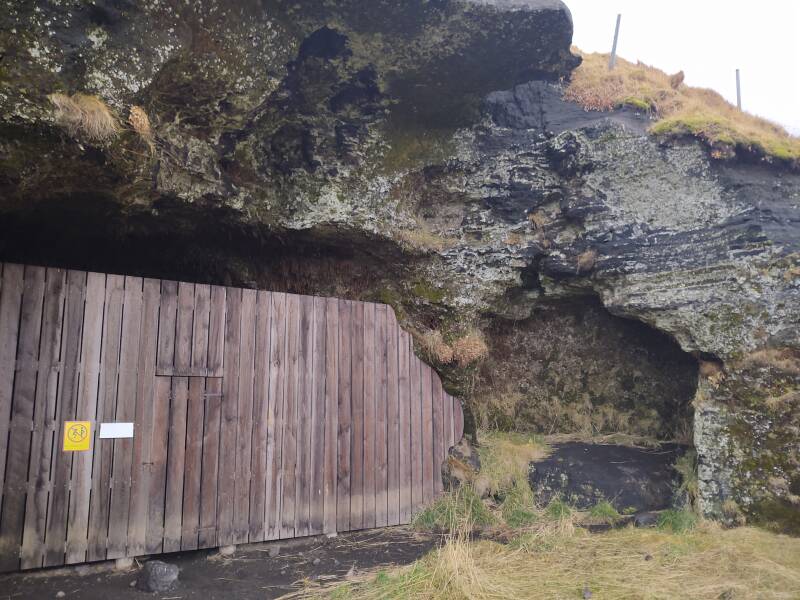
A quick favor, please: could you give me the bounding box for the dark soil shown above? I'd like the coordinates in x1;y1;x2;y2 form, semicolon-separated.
0;528;437;600
529;442;688;512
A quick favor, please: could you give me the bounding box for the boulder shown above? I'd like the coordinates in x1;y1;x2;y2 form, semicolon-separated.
529;443;686;512
442;437;482;491
135;560;179;593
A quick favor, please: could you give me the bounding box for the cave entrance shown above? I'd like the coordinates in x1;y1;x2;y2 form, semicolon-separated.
477;296;699;444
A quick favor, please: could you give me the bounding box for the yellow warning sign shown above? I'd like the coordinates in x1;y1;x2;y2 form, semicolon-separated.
63;421;91;452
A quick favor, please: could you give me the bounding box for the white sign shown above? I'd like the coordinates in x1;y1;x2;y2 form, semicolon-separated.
99;422;134;439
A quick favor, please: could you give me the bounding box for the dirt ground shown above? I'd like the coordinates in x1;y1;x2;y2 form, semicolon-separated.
0;528;437;600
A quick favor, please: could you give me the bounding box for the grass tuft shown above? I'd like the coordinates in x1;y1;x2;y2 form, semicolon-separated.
657;509;698;533
565;51;800;164
587;500;622;526
49;92;120;142
412;486;494;533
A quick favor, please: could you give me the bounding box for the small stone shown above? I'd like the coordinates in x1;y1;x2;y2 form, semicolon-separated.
644;554;653;561
129;580;136;587
280;569;286;575
115;557;134;571
56;592;65;599
136;560;179;593
312;558;320;565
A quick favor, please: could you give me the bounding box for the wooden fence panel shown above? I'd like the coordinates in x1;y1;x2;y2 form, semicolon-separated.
0;263;463;572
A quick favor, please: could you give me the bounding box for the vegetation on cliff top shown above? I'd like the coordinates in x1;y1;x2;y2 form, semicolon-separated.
566;50;800;164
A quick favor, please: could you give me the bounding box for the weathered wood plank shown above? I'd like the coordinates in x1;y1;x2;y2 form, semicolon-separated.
44;269;86;566
156;281;178;372
336;300;352;533
198;376;222;549
309;297;327;535
163;376;188;553
173;282;194;373
0;264;24;529
431;372;444;496
87;274;124;563
322;298;338;535
66;272;106;565
146;375;171;554
233;289;257;544
207;286;226;377
443;391;454;455
295;295;313;538
0;266;45;572
374;305;388;528
386;309;400;526
410;340;423;514
421;363;434;505
127;278;160;557
218;287;242;546
249;291;271;542
106;277;143;559
361;303;375;530
349;302;364;530
181;376;205;551
397;331;412;524
20;268;66;569
280;293;300;539
265;293;286;540
191;284;211;371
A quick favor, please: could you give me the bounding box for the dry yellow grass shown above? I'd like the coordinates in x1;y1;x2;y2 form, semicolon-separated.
451;332;489;368
476;430;548;497
565;51;800;163
128;105;155;153
48;92;120;142
395;227;455;253
296;524;800;600
419;330;454;364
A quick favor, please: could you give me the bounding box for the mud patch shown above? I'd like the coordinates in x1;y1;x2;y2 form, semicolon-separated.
0;529;436;600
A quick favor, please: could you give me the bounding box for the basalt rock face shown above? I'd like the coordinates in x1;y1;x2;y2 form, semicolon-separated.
1;2;799;529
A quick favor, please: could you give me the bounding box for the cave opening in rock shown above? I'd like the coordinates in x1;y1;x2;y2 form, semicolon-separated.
476;296;699;444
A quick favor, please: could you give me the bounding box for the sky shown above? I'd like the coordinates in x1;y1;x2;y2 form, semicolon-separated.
565;0;800;134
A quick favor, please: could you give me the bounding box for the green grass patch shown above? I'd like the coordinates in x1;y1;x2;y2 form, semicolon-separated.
412;485;494;532
657;509;698;533
587;500;621;525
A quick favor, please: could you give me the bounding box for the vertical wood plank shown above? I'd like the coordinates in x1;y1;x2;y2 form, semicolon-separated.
198;286;226;548
0;264;24;527
233;289;257;543
361;303;375;530
127;278;160;557
397;331;412;524
173;282;194;373
207;286;226;376
249;291;271;542
156;281;178;372
265;293;286;540
44;270;86;567
146;375;171;554
65;272;106;565
20;268;66;569
348;302;364;530
322;298;338;535
374;306;388;528
280;294;300;539
336;300;352;533
386;310;400;526
421;363;434;505
198;376;223;549
87;274;124;563
443;391;454;454
163;376;188;553
309;297;327;535
191;285;211;372
0;266;45;572
106;277;143;559
218;287;242;546
410;341;423;514
181;376;205;551
294;295;313;538
431;373;444;496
